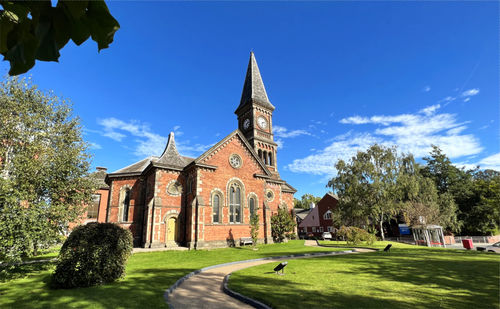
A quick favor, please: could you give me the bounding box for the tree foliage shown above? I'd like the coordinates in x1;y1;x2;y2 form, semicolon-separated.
293;193;321;209
328;144;400;240
52;223;133;288
271;208;296;243
250;213;259;247
422;146;499;235
0;1;119;75
0;77;96;263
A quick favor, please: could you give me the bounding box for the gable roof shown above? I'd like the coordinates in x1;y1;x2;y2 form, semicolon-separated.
194;129;272;177
235;52;275;114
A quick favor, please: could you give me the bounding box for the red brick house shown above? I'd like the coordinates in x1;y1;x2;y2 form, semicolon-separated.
104;53;296;248
298;193;338;237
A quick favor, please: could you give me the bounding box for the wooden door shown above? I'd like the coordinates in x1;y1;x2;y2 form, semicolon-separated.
167;217;177;241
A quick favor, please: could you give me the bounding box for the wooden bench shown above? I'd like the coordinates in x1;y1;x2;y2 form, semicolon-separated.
240;237;253;246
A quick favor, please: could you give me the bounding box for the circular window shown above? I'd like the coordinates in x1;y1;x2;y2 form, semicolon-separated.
229;154;242;169
166;180;183;196
266;189;274;202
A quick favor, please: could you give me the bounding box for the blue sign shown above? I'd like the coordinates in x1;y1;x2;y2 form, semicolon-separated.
398;224;411;235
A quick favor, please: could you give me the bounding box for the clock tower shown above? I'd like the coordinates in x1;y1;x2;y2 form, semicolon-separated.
235;52;279;176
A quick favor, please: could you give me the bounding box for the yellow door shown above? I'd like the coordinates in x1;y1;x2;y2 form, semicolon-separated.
167;217;176;241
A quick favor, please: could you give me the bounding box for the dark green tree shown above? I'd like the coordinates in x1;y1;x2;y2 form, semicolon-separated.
1;1;119;75
249;213;259;248
0;77;96;263
294;193;321;209
271;208;296;243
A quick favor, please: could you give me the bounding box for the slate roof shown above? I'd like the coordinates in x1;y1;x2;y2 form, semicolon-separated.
282;182;297;193
156;132;188;169
235;52;275;114
111;156;153;175
90;168;109;189
108;133;194;177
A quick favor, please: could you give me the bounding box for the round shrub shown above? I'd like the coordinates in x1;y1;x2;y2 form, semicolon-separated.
52;223;133;288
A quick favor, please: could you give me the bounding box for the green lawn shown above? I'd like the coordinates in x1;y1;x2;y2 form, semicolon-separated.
228;241;500;309
0;240;346;308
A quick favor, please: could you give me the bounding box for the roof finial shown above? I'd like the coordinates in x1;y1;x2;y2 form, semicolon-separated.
157;131;186;168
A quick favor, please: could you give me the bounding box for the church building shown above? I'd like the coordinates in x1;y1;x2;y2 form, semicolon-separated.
105;53;296;248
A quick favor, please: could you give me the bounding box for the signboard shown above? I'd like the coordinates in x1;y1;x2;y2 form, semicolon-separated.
398;224;411;235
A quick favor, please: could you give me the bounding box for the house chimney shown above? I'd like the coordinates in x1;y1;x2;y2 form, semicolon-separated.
96;167;107;172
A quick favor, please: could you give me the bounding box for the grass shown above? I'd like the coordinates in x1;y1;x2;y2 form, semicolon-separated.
228;241;500;309
0;240;346;308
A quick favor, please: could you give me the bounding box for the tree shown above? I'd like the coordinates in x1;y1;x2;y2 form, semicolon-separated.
271;208;296;243
1;1;119;75
397;154;460;233
0;77;96;263
249;213;259;248
420;146;499;235
294;193;321;209
328;144;400;240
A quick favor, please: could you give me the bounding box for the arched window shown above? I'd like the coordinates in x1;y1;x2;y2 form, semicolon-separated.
121;188;131;222
229;184;242;223
249;197;255;217
263;151;268;165
212;193;221;223
268;152;273;166
258;149;262;161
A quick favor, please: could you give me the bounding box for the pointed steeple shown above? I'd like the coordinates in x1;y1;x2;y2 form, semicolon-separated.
235;52;275;114
156;132;186;168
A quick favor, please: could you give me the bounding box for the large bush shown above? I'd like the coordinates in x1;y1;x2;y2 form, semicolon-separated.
52;223;133;288
337;226;376;245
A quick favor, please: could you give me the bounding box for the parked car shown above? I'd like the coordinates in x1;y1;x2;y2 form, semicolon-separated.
322;232;332;240
484;241;500;253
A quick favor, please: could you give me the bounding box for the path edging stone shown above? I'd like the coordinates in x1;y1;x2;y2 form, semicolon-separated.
164;249;354;308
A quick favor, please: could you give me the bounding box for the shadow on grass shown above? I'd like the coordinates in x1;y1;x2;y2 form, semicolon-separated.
0;266;195;308
229;248;500;309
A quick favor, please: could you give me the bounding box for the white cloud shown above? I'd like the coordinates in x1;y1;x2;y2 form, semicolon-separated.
422;86;431;92
439;96;456;104
88;142;102;150
461;88;480;97
273;125;311;149
419;104;440;116
97;118;211;157
288;106;482;176
463;97;470;103
479;152;500;171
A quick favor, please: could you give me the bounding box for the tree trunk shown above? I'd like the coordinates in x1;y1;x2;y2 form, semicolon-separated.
379;216;385;241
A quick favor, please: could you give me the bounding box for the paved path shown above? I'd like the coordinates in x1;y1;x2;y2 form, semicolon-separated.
166;241;374;309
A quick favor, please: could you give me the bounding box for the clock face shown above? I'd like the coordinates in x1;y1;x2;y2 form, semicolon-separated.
257;116;268;129
243;118;250;130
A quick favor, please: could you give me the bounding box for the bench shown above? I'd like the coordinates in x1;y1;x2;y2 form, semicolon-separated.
240;237;253;246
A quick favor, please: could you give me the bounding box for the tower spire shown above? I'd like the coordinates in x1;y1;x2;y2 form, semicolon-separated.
235;52;275;114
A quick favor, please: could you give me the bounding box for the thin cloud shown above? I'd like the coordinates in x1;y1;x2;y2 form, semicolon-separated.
273;125;311;149
479;152;500;171
97;118;211;157
422;86;431;92
288;106;482;176
461;88;480;97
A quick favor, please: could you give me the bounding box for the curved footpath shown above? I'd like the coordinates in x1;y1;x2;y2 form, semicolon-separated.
165;240;375;309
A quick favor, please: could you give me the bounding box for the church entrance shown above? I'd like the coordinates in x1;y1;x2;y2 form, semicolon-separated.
166;216;179;243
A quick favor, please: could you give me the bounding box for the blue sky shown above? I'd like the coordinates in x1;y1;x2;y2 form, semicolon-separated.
2;1;498;198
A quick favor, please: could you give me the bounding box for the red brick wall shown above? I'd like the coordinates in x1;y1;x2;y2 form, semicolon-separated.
197;135;269;242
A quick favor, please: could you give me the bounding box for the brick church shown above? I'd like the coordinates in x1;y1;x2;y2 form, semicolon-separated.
104;53;296;249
